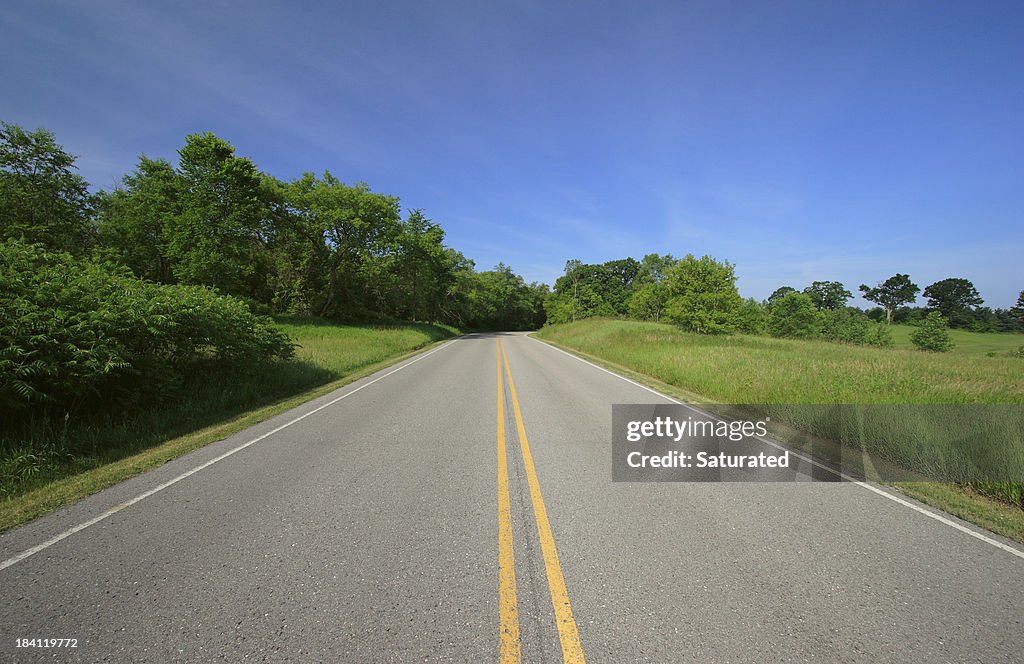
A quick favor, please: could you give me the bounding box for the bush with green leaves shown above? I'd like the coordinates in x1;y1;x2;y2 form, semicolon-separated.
865;323;894;347
818;307;870;344
1;240;294;418
910;311;953;352
817;308;894;347
767;292;819;338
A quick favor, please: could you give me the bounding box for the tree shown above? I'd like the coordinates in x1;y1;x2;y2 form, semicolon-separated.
767;286;796;307
465;263;545;330
767;292;818;338
563;259;583;322
636;253;676;284
389;209;450;322
96;156;181;283
922;278;983;328
166;133;275;302
282;173;401;318
663;254;742;334
803;280;852;310
597;257;641;315
735;298;767;334
1012;291;1024;325
910;312;953;352
627;254;677;322
0;122;94;252
627;281;670;322
859;274;920;324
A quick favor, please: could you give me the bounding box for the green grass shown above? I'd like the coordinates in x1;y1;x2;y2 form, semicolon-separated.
536;319;1023;405
535;318;1024;541
0;318;458;531
889;324;1024;356
275;316;458;374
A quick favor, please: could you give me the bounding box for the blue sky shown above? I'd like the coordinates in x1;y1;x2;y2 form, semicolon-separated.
3;1;1022;306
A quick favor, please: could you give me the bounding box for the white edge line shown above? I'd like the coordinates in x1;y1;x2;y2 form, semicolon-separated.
529;335;1024;561
0;339;459;573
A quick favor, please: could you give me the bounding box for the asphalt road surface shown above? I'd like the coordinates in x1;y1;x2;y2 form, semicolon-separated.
2;332;1022;663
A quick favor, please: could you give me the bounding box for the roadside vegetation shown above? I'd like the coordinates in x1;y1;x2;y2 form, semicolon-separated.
0;316;455;530
536;319;1024;540
1;120;491;525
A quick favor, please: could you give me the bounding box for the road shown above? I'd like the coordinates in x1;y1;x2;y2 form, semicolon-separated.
1;332;1022;662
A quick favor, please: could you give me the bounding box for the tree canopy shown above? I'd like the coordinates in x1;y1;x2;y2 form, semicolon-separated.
0;122;94;253
859;274;920;324
803;281;852;310
923;278;983;327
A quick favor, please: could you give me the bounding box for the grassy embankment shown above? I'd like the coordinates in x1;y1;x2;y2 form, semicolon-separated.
534;319;1024;542
0;318;457;531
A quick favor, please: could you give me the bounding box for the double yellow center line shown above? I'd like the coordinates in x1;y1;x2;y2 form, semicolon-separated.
496;337;585;664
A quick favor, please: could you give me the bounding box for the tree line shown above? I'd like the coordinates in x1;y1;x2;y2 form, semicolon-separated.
4;118;1021;346
544;254;1024;347
1;122;547;331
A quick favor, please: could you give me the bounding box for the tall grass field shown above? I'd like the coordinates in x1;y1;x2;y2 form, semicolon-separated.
0;318;457;510
535;319;1024;510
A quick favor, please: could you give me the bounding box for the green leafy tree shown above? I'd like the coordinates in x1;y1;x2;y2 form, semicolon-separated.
546;257;641;321
465;263;545;329
627;254;677;322
282;173;401;318
627;282;670;322
543;292;574;325
663;254;742;334
96;156;181;283
910;311;953;352
525;282;550;329
548;260;585;323
767;286;796;307
735;298;767;334
387;210;451;322
859;274;920;324
0;122;94;252
257;174;320;314
922;278;983;327
636;253;677;284
803;280;852;310
597;257;641;315
166;133;275;301
767;292;819;338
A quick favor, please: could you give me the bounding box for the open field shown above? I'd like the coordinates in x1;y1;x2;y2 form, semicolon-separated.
534;319;1024;539
0;319;457;530
889;323;1024;356
536;319;1024;405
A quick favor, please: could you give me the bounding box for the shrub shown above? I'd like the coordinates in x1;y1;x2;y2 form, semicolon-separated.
767;292;818;338
819;308;870;344
865;323;894;347
910;311;953;352
1;240;294;418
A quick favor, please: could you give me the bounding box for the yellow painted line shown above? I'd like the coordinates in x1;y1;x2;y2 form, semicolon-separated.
496;338;521;663
500;339;586;664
